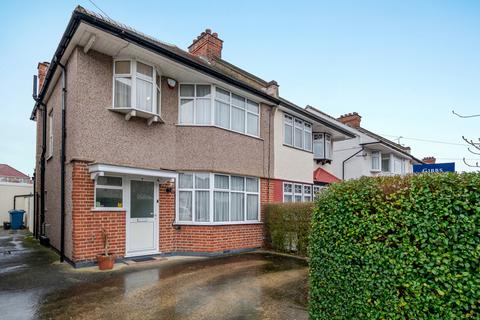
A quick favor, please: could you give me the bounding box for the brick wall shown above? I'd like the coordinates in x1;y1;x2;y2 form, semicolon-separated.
71;161;126;262
71;161;275;263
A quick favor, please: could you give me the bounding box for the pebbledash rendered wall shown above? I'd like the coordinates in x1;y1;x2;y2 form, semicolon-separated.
70;161;278;264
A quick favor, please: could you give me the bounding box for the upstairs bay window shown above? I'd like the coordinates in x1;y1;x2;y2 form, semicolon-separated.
178;85;260;137
113;59;160;115
371;151;407;175
313;133;332;160
283;114;312;152
177;172;260;224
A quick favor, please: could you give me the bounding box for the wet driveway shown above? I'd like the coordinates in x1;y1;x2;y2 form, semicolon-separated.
0;230;308;320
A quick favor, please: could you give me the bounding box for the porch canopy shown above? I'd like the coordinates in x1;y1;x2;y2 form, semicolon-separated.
88;163;177;183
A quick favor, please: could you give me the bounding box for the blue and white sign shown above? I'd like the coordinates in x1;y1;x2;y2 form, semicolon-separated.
413;162;455;173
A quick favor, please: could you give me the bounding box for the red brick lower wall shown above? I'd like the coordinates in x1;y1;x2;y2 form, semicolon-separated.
71;161;278;263
71;161;126;262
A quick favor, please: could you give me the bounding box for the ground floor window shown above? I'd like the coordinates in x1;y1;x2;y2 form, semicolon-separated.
178;172;260;224
95;176;123;208
283;182;313;202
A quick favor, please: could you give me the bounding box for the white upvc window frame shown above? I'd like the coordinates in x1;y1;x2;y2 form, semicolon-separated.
178;84;261;138
313;185;324;196
371;150;381;172
283;113;313;152
176;172;260;225
47;109;53;159
283;182;313;202
94;176;124;210
112;58;160;115
313;132;333;160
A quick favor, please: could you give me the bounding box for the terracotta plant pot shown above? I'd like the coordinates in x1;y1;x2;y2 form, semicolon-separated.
97;254;115;270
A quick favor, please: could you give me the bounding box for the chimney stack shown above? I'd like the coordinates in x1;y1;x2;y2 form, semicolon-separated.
422;156;436;164
338;112;362;128
266;80;279;98
188;29;223;60
37;62;50;94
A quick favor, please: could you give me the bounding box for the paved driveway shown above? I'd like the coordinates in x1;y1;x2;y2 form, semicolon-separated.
0;229;308;320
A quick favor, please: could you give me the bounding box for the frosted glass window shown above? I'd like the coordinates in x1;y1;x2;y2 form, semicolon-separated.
130;181;154;218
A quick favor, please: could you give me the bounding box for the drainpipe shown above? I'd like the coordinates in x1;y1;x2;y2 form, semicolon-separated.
40;102;47;236
342;147;364;180
59;62;67;263
13;194;34;210
32;169;37;238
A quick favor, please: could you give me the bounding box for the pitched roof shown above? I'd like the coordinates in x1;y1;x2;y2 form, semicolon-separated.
313;168;341;184
0;164;29;179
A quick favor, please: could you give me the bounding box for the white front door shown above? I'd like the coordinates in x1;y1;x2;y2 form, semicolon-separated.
126;179;158;256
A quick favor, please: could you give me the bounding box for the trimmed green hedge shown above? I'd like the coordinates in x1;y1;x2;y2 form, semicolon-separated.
309;173;480;319
265;202;314;256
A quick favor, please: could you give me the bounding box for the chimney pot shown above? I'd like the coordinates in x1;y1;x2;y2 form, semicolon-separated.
338;112;361;128
188;29;224;60
422;156;436;164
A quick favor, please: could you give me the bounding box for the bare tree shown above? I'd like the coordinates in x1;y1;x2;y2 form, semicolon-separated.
452;110;480;167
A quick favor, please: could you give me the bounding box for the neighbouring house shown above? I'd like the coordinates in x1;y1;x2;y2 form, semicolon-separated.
30;6;355;266
306;107;423;180
0;164;33;230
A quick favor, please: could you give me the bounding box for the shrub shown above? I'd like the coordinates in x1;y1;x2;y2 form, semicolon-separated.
265;202;314;256
309;172;480;319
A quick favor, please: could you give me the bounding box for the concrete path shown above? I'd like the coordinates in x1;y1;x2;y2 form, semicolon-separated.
0;229;308;320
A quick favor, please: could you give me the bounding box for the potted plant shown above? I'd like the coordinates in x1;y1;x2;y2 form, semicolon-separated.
97;228;115;270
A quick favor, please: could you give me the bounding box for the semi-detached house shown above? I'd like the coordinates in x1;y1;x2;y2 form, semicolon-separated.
31;6;357;266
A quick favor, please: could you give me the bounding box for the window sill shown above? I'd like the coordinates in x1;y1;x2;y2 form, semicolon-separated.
282;144;313;154
173;221;263;226
91;207;126;212
176;124;263;141
109;107;164;125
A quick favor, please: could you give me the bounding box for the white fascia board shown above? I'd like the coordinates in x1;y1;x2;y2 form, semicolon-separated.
88;163;177;179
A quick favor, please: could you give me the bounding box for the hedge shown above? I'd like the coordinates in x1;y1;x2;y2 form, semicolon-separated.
265;202;314;256
309;172;480;319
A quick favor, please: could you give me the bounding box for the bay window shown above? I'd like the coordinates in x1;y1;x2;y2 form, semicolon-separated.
179;85;260;137
113;59;159;114
371;151;408;175
313;133;333;160
178;172;260;224
95;176;123;209
283;114;312;152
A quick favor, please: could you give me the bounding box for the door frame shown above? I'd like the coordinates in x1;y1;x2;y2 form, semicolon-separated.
124;177;159;257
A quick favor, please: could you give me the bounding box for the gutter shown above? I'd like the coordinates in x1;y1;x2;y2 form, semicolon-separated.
342;147;364;180
31;9;281;120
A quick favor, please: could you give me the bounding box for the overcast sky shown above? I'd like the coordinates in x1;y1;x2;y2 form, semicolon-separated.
0;0;479;175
